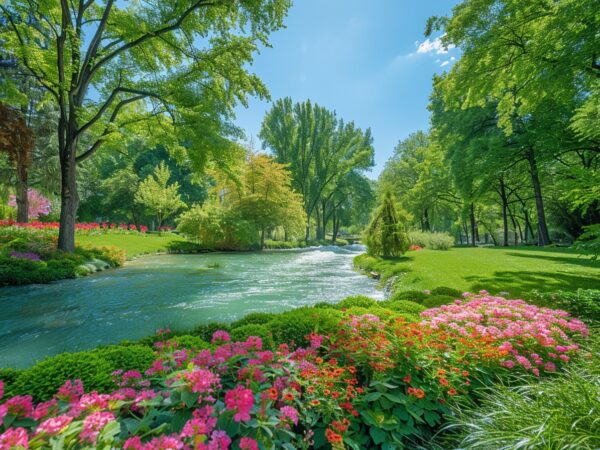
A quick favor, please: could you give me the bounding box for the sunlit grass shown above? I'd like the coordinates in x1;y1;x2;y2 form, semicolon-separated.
355;247;600;296
76;233;185;259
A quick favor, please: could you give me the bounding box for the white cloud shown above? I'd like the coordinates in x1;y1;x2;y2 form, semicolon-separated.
416;36;455;55
440;60;450;67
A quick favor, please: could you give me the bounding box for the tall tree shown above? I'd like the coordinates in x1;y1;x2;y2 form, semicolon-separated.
364;191;409;258
0;103;34;222
0;0;290;251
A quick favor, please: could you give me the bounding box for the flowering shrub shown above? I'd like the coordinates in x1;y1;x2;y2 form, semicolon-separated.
0;294;589;449
0;220;150;234
7;189;51;219
420;292;589;376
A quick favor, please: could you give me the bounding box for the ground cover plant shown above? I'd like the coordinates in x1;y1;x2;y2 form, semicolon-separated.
0;291;593;449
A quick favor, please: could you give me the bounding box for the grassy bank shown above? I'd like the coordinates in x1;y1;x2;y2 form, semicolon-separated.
76;233;186;259
354;246;600;296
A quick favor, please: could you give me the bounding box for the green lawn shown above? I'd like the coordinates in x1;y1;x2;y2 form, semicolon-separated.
76;233;185;259
355;246;600;297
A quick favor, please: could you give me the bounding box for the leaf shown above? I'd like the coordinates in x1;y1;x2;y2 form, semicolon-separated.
369;427;387;445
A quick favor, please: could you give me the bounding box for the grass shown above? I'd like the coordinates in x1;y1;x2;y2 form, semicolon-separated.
76;233;186;259
355;246;600;297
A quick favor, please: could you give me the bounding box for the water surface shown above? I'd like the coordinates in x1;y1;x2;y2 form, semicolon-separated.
0;245;381;368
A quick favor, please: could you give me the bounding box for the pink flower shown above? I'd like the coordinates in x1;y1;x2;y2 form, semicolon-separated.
0;427;28;450
208;430;231;450
56;380;84;403
33;399;58;420
279;405;299;426
139;435;185;449
3;395;34;419
239;437;259;450
79;411;115;444
544;362;556;372
123;436;143;450
501;359;515;369
211;330;231;343
36;415;73;436
184;369;221;395
224;385;254;422
0;380;3;400
181;416;217;438
7;188;51;219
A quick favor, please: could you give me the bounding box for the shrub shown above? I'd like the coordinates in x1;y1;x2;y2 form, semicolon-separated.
336;295;378;310
91;345;156;373
430;286;462;298
408;231;455;250
231;312;277;328
422;295;455;308
230;324;273;347
267;308;342;345
364;191;409;257
312;302;337;309
166;241;206;253
189;323;231;342
526;289;600;323
166;335;211;351
383;300;427;315
389;290;428;303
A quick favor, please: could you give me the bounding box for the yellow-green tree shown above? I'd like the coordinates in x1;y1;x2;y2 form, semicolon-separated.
135;162;185;229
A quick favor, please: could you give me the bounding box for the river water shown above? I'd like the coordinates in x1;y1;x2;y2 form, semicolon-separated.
0;245;382;368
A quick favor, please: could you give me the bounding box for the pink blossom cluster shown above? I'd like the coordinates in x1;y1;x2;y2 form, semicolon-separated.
7;189;51;219
0;220;149;233
420;293;588;375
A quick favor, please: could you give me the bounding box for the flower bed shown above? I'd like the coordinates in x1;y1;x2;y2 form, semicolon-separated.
0;293;590;449
0;220;149;234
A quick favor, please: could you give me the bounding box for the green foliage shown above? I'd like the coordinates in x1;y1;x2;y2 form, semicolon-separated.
526;289;600;324
409;231;455;250
229;324;273;347
167;335;211;351
336;295;378;310
422;295;455;309
135;162;185;228
231;312;277;328
446;359;600;449
189;323;230;342
430;286;462;298
575;225;600;261
266;308;342;346
381;300;427;316
365;191;409;257
389;290;428;303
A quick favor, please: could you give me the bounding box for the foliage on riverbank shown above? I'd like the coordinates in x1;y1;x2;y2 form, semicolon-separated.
0;227;125;286
354;247;600;296
1;291;596;449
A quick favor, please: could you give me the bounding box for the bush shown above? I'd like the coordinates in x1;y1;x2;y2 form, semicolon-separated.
526;289;600;323
231;312;277;328
4;345;155;401
389;290;428;303
364;191;410;257
166;241;206;253
408;231;455;250
422;295;455;308
189;322;231;342
167;335;211;351
267;308;342;345
430;286;462;298
263;240;298;250
383;300;427;315
336;295;378;310
230;324;273;347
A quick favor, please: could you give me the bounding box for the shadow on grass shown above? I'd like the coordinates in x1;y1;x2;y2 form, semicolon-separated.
465;271;600;295
501;252;600;269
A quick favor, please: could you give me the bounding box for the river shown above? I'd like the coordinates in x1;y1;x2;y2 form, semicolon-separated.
0;245;382;368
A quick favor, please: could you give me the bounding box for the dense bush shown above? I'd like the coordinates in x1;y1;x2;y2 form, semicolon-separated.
229;324;273;347
3;345;155;401
189;322;231;342
422;294;455;308
408;231;455;250
230;312;277;328
389;289;428;303
382;299;427;315
430;286;462;297
266;307;342;345
364;191;410;257
526;289;600;323
335;295;378;310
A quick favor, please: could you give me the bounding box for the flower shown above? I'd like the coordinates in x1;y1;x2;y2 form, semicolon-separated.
0;427;29;450
7;188;51;219
211;330;231;343
184;369;221;395
208;430;231;449
279;406;299;426
36;415;73;436
224;386;254;422
80;411;115;444
239;437;259;450
0;380;3;400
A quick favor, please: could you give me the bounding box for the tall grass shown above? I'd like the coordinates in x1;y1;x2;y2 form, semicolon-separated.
444;338;600;449
408;231;454;250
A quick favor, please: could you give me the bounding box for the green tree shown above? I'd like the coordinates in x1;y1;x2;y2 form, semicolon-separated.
135;162;185;229
364;192;409;257
0;0;290;251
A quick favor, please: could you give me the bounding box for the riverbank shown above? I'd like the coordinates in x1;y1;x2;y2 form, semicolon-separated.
354;246;600;297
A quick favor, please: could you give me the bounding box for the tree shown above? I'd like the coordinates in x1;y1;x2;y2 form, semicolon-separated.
135;162;185;229
260;98;374;240
364;192;409;258
215;153;306;249
0;103;34;222
0;0;290;251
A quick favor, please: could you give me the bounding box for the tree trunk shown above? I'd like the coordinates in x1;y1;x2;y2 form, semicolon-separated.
526;148;550;246
331;209;339;244
423;208;431;232
16;164;28;223
469;203;477;247
57;148;79;253
315;207;323;240
260;226;265;250
499;178;509;247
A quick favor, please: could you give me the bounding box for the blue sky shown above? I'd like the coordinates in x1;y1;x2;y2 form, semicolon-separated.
234;0;460;178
